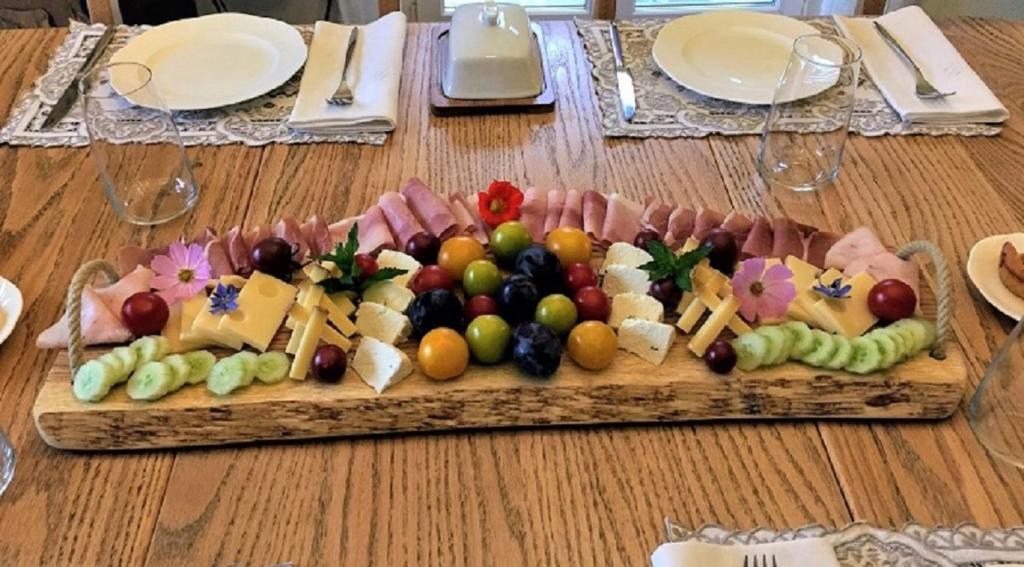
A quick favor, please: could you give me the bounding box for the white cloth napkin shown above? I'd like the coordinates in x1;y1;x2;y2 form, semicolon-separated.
288;12;407;134
651;539;840;567
834;6;1008;126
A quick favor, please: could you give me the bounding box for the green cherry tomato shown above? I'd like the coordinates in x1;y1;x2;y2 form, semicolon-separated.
490;221;533;267
465;315;512;364
462;259;503;297
534;294;578;336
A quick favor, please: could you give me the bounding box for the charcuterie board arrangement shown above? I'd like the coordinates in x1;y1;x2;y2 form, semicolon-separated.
32;179;966;450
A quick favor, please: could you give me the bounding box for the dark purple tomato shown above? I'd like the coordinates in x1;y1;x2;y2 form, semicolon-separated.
405;232;441;265
700;228;739;275
648;278;682;308
409;265;455;295
633;228;662;252
704;340;737;375
312;345;347;383
251;237;296;280
573;286;610;322
464;294;500;322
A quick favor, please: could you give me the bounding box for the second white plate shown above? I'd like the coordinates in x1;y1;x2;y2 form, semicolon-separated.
967;233;1024;320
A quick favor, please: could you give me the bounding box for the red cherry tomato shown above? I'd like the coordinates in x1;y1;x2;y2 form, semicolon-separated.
867;279;917;322
464;295;500;322
573;286;610;322
563;262;598;294
121;292;170;336
354;253;379;278
409;265;456;295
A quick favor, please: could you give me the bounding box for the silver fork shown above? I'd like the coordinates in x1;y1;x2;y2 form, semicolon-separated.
742;555;778;567
873;21;956;100
326;27;359;106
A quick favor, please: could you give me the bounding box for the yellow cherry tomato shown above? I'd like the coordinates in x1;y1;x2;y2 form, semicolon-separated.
417;327;470;380
438;236;487;281
545;227;592;268
566;321;617;370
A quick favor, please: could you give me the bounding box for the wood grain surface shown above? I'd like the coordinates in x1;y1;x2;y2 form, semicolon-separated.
1;19;1024;566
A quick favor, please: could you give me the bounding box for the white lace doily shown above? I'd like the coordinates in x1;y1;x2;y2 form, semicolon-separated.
665;520;1024;566
0;21;387;147
576;18;1001;139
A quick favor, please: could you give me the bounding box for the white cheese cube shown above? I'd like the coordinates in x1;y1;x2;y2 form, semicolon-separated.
618;319;676;365
600;242;653;273
376;250;422;288
355;301;412;345
602;265;651;297
352;337;414;394
607;292;663;329
362;280;415;313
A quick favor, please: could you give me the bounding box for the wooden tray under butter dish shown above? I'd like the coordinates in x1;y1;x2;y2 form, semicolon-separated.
430;24;556;117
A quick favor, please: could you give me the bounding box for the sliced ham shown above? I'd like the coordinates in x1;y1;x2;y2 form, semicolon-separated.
845;252;920;297
328;215;362;244
450;195;475;234
582;190;607;243
205;239;234;278
301;215;333;258
378;191;426;250
692;208;726;241
543;189;567;236
93;266;153;321
117;245;154;276
244;224;272;251
275;216;308;261
600;193;643;244
400;178;457;239
357;205;397;255
664;206;696;248
771;217;804;259
225;226;252;276
191;227;218;248
741;217;773;259
641;202;673;238
824;227;888;270
36;287;132;348
721;212;753;248
804;230;840;268
450;194;489;245
520;186;548;243
558;189;583;230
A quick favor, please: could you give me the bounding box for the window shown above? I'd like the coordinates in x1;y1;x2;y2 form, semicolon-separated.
412;0;853;21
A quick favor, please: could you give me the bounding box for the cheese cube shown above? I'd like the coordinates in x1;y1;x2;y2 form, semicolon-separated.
810;271;879;339
355;302;413;345
601;265;651;297
353;336;414;394
362;280;415;313
608;292;663;329
217;271;298;352
600;242;653;273
618;319;676;365
376;250;422;288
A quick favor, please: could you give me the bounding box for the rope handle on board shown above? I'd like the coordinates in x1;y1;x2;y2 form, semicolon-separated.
896;241;952;360
67;259;120;376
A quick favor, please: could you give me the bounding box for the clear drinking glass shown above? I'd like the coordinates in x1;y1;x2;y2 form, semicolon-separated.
80;62;197;225
0;428;13;495
757;34;862;192
968;319;1024;469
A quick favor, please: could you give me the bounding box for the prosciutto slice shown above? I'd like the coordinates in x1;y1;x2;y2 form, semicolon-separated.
244;224;272;251
693;208;726;241
824;227;888;270
600;193;643;244
191;227;218;248
771;217;804;259
804;230;840;268
543;189;566;236
302;215;333;258
558;189;583;230
275;216;308;261
225;226;252;276
520;187;549;243
205;239;234;278
36;287;132;348
357;205;397;254
378;191;426;249
641;202;673;238
450;194;488;244
741;217;773;259
328;215;362;244
582;190;607;243
721;212;753;248
400;178;457;239
117;245;154;276
665;207;696;248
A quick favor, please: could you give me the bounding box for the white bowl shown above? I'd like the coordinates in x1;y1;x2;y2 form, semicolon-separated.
0;277;23;346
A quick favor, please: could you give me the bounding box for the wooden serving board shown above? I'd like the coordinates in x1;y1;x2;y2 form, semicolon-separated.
33;332;967;451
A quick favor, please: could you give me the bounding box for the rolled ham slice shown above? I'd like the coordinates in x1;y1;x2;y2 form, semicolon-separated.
543;189;566;236
450;195;475;234
520;187;548;243
275;216;308;262
721;212;753;248
301;215;333;258
824;227;888;270
205;239;234;278
664;207;696;248
225;227;252;276
845;252;920;297
804;230;840;268
378;191;426;250
117;245;154;276
771;217;804;259
328;215;362;244
400;178;457;240
357;205;397;255
692;208;726;241
582;190;607;244
450;194;489;244
601;193;643;244
94;266;153;319
741;217;773;259
36;287;132;348
558;189;583;230
641;202;673;238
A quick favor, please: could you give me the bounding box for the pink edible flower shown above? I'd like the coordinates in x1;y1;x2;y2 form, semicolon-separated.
151;241;212;304
731;257;796;322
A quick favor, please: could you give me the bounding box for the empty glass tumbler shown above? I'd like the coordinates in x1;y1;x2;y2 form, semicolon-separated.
757;34;862;192
0;428;12;496
968;318;1024;469
80;62;197;225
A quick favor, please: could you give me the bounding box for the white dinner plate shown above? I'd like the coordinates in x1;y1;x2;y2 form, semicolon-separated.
0;277;23;347
110;13;307;111
967;233;1024;320
652;11;830;105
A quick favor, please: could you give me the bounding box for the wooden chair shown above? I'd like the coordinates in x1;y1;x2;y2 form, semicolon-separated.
86;0;400;25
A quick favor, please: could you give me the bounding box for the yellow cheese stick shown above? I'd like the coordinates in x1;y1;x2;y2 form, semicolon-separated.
695;284;751;336
290;307;327;380
285;306;353;351
678;277;724;333
318;296;357;336
689;295;740;357
285;323;304;354
328;293;356;318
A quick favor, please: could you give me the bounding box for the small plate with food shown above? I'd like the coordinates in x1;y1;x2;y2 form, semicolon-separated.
967;233;1024;320
0;276;23;346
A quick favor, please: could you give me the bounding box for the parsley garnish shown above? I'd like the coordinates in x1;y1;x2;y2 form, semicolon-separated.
637;240;710;292
315;223;407;293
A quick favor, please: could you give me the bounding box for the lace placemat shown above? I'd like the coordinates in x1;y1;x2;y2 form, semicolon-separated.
665;520;1024;566
0;21;387;147
576;18;1001;139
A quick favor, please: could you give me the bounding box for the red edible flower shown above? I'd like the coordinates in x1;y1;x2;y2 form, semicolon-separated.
477;180;524;228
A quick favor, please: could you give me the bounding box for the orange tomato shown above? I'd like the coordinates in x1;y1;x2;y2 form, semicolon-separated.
437;236;487;281
545;227;592;267
566;321;617;370
417;327;470;380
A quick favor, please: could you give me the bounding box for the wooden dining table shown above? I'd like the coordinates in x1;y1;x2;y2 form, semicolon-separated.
1;18;1023;566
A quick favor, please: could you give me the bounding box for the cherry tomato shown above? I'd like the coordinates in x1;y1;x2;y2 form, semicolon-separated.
573;286;610;322
567;321;617;370
121;292;169;336
417;327;470;381
464;295;500;322
438;236;487;281
534;294;578;336
354;253;379;278
563;262;598;294
465;315;512;364
462;259;503;297
409;265;455;295
868;279;917;322
544;227;592;268
490;221;533;267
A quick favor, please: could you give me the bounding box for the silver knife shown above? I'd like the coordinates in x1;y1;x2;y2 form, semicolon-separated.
42;26;116;130
609;21;636;122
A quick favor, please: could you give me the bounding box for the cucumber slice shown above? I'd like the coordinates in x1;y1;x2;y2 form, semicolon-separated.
255;351;290;384
801;330;838;367
230;352;259;384
782;321;815;359
869;332;899;369
97;352;126;381
891;323;921;359
162;354;191;392
756;326;789;366
110;346;138;382
207;357;250;396
733;333;769;372
824;335;853;370
846;337;883;375
126;361;173;401
183;350;216;384
131;336;164;366
880;328;909;361
72;359;118;402
891;319;926;353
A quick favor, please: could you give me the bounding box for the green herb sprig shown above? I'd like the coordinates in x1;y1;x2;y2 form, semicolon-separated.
637;240;711;293
315;223;407;293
